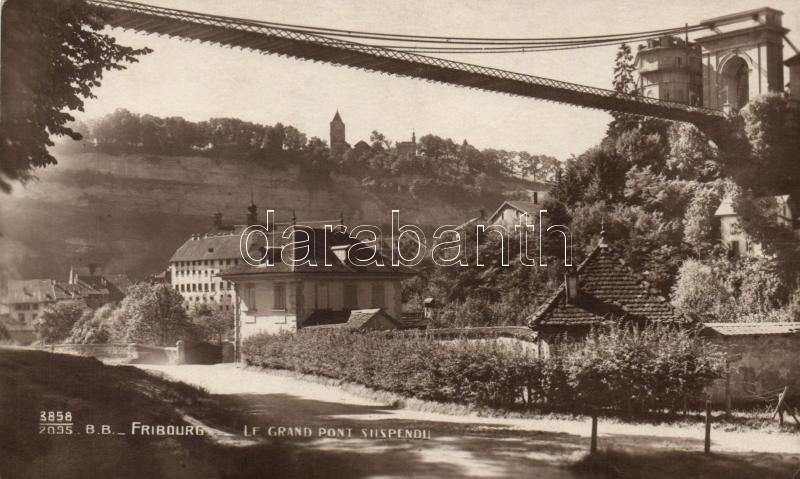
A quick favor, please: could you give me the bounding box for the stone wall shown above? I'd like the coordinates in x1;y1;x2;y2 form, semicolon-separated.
34;343;178;364
706;334;800;406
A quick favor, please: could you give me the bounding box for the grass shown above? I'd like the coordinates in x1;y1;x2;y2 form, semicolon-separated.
572;449;800;479
0;347;242;478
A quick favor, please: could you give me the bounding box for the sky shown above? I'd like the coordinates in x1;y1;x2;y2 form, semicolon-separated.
75;0;800;160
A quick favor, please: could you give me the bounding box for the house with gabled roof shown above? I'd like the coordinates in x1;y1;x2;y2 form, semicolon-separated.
528;231;692;355
219;225;414;355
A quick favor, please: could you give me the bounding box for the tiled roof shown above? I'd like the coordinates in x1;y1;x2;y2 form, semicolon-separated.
74;274;132;300
700;322;800;336
397;314;428;330
1;279;102;304
529;241;689;329
1;279;58;304
303;309;350;327
169;233;248;262
714;197;736;217
714;195;796;220
506;200;541;214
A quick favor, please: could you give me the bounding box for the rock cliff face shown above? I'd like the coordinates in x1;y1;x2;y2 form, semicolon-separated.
1;147;508;280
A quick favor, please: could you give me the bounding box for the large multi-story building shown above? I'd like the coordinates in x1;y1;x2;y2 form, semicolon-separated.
168;203;340;313
169;233;241;312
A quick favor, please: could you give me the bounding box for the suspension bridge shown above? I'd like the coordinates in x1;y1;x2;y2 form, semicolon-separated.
89;0;726;126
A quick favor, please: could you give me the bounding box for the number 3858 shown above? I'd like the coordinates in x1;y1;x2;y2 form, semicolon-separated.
39;411;72;422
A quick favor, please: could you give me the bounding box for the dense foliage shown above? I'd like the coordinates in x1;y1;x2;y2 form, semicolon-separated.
242;324;723;416
0;0;150;192
34;300;88;343
84;109;557;200
34;283;232;345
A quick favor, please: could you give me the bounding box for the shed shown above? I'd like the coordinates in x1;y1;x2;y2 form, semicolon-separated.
700;322;800;407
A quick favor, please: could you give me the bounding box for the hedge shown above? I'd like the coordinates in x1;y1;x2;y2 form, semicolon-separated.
241;324;723;415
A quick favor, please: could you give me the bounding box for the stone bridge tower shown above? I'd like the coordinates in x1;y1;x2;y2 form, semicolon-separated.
695;7;788;112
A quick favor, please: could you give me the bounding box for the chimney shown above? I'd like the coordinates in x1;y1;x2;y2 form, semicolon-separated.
213;212;223;230
479;209;486;220
88;263;98;276
564;268;579;304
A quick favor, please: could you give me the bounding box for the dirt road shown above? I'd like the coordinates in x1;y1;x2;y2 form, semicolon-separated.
140;363;800;479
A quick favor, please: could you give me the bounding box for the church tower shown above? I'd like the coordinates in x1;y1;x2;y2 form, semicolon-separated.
329;111;347;157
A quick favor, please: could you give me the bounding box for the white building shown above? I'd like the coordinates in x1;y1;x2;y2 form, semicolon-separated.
168;233;241;312
219;226;414;350
715;195;797;257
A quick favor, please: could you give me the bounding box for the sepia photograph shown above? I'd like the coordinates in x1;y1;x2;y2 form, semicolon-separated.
1;0;799;477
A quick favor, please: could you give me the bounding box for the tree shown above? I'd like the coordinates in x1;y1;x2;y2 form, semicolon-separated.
114;283;191;346
682;181;726;257
191;304;233;344
1;0;151;192
68;302;116;343
666;123;720;181
721;93;800;194
606;43;638;139
369;130;390;150
34;300;89;344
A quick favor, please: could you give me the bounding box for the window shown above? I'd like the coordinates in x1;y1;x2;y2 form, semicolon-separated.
316;283;329;309
729;240;740;258
273;283;286;310
371;283;386;308
18;313;24;322
344;283;358;309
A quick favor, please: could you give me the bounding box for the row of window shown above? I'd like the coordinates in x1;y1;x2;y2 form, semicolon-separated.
173;258;239;268
242;282;388;312
13;303;38;311
186;297;233;310
174;282;232;293
175;270;220;277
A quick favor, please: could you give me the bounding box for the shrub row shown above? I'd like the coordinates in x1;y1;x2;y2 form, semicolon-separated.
241;324;723;416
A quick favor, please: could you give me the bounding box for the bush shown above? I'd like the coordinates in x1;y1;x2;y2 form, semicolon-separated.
242;324;723;416
34;300;89;344
68;303;117;344
559;324;723;415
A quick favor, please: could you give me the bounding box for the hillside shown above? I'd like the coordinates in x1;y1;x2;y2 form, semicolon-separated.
0;144;542;281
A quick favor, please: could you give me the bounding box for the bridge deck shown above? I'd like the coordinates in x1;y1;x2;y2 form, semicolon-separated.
90;0;725;126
